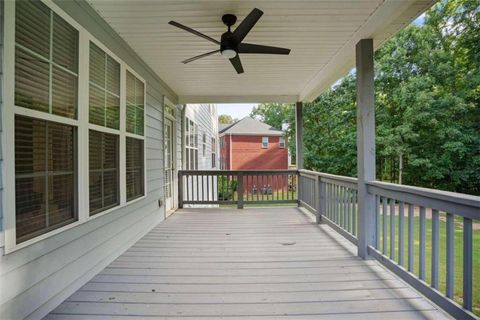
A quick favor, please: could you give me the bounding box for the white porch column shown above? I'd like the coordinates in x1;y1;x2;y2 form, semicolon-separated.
295;101;304;170
356;39;376;259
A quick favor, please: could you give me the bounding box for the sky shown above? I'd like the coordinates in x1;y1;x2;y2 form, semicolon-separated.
217;103;258;120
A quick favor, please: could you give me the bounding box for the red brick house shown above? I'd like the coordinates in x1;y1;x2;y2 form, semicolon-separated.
219;117;288;170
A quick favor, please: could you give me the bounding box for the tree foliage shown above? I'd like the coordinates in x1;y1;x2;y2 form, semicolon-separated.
218;114;236;124
251;0;480;195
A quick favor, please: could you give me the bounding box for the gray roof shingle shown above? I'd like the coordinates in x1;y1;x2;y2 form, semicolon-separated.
219;117;283;136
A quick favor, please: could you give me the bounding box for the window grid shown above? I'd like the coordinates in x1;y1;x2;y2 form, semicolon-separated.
14;2;79;119
185;117;198;170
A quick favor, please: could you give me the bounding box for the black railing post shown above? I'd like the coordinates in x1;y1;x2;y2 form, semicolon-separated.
178;170;184;209
237;173;244;209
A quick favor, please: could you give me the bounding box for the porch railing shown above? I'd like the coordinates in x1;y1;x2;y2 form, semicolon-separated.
298;169;480;320
178;170;298;208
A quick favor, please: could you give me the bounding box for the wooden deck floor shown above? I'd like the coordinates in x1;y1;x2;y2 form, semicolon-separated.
45;207;450;319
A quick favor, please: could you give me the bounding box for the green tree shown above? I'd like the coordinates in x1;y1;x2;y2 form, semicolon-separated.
218;114;235;124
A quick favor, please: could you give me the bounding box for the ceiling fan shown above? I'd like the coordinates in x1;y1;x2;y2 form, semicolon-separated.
168;8;291;74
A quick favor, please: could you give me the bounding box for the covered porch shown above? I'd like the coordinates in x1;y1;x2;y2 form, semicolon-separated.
46;207;449;319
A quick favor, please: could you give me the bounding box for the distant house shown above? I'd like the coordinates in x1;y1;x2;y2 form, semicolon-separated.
219;117;288;170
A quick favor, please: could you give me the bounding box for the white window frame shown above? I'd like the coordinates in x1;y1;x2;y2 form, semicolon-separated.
262;136;269;149
279;136;286;148
2;0;147;253
185;117;198;170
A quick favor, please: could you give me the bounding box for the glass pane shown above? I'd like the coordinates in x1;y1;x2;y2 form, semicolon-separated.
135;107;144;135
53;13;78;72
106;56;120;95
103;169;119;208
89;171;102;213
103;133;118;169
48;174;75;226
106;93;120;129
15;116;46;175
126;138;144;201
135;78;144;107
15;0;50;59
126;104;136;133
15;116;76;242
126;71;136;104
89;42;105;88
16;176;46;241
15;48;49;112
89;131;119;214
89;84;105;126
49;122;75;172
52;66;77;118
127;169;143;201
89;130;102;170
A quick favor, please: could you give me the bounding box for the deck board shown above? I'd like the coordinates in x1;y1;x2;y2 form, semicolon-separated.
45;207;450;319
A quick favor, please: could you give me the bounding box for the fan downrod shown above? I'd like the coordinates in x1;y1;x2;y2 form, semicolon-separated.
222;14;237;29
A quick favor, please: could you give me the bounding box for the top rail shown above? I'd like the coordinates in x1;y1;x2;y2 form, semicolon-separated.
367;180;480;220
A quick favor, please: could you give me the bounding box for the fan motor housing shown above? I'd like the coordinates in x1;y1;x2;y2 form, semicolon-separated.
220;32;238;53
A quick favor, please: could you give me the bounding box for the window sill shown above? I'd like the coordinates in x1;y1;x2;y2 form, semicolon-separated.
4;194;148;255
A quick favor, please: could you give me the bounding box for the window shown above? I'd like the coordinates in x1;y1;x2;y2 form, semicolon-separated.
15;116;76;243
279;136;286;148
185;117;198;170
15;1;79;119
88;43;121;214
89;42;120;129
89;131;119;215
211;137;217;168
202;133;207;157
14;1;78;243
126;72;145;201
9;0;147;249
126;137;145;201
262;136;269;148
126;71;145;135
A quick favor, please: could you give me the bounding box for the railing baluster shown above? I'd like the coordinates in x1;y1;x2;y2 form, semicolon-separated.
408;203;414;273
383;197;387;255
343;187;348;230
353;190;357;236
399;201;405;266
431;209;439;289
463;217;473;311
446;212;454;299
390;198;395;260
419;206;426;280
375;195;380;249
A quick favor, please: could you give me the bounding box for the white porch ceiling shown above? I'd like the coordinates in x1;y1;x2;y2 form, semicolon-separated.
88;0;435;103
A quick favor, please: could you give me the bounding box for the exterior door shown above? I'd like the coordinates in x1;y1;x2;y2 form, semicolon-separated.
164;117;175;215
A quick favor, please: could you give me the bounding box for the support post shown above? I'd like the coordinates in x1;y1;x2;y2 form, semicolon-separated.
316;176;325;224
356;39;376;259
295;102;304;170
237;173;244;209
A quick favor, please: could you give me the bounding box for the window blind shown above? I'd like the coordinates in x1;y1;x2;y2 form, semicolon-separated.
126;137;144;201
126;71;144;135
15;116;76;243
15;0;78;119
89;130;119;215
89;42;120;129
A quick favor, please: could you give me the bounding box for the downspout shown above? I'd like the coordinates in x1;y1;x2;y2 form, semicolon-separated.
229;134;233;170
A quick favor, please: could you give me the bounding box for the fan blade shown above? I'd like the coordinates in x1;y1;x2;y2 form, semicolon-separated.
169;21;220;45
233;8;263;43
229;55;244;74
238;43;291;55
182;50;221;64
